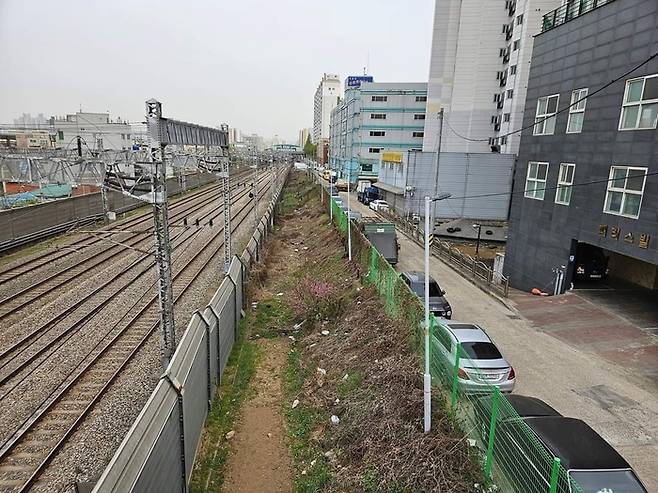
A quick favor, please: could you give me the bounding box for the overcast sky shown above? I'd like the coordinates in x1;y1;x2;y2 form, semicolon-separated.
0;0;434;142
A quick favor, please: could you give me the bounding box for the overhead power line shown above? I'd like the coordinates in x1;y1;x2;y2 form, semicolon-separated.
443;50;658;143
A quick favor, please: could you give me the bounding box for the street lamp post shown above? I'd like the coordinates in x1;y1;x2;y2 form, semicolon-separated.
473;223;482;259
347;166;352;261
423;193;451;433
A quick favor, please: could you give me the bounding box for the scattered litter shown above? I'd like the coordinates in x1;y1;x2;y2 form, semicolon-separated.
334;398;340;405
288;335;296;342
356;287;362;292
321;330;330;336
467;438;477;447
267;432;272;438
301;470;307;475
330;415;340;425
292;399;299;409
255;334;260;338
316;367;327;387
342;373;349;380
356;301;361;305
293;321;305;330
225;430;235;440
310;459;317;466
374;359;379;363
324;450;336;460
309;343;317;348
303;246;309;250
294;248;299;252
277;292;284;296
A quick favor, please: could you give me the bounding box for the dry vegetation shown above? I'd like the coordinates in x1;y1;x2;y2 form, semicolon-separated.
247;172;483;492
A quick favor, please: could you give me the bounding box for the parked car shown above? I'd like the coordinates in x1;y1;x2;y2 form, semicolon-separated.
348;211;362;221
369;199;389;212
400;271;452;319
524;417;648;493
575;243;609;281
432;320;515;393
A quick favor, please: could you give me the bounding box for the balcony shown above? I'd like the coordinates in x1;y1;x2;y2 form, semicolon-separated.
542;0;615;32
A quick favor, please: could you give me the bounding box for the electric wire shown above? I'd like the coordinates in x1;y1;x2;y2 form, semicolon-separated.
441;50;658;142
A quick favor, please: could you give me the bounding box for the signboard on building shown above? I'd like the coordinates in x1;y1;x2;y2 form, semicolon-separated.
381;151;402;163
346;75;374;88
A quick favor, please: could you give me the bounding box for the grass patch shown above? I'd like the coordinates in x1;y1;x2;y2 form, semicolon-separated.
284;348;332;493
337;370;365;398
252;297;294;338
188;319;258;493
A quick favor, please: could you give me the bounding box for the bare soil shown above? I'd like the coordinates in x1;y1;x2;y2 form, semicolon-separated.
221;338;293;493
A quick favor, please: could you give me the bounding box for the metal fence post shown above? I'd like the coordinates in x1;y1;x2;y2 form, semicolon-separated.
164;373;187;493
451;342;461;409
484;387;501;479
197;310;213;411
207;305;222;383
549;457;561;493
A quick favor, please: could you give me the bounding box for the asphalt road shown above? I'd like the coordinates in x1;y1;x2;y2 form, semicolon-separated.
340;189;658;490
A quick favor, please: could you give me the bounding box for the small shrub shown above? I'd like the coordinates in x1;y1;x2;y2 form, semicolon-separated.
290;276;343;321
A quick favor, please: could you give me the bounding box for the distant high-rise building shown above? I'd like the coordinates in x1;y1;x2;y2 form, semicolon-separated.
313;73;341;144
298;128;310;148
422;0;561;155
228;127;241;144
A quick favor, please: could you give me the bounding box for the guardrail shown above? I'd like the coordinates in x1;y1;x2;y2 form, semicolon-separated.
541;0;615;32
382;210;510;297
91;166;290;493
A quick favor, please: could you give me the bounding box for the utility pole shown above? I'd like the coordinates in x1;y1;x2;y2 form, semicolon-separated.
220;155;231;273
146;99;176;368
253;150;259;231
430;108;444;231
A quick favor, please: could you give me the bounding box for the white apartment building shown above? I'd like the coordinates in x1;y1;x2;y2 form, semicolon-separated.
53;111;133;151
312;73;341;144
423;0;561;155
298;127;310;148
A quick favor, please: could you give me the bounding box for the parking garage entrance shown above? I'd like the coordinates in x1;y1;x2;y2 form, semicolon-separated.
568;240;658;329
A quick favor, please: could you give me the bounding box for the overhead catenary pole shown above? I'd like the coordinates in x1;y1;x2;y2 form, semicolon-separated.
221;156;231;273
146;99;176;368
253;150;259;231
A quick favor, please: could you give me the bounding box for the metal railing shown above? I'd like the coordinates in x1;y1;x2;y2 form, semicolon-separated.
379;210;510;297
541;0;615;32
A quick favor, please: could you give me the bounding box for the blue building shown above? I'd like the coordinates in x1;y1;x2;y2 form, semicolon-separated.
329;78;427;183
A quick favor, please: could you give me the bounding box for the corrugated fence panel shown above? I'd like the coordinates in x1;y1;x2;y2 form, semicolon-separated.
228;257;243;316
92;381;183;493
203;306;220;400
214;283;236;375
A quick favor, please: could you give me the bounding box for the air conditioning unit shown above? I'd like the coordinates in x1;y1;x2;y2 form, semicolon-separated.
497;101;504;109
494;123;501;131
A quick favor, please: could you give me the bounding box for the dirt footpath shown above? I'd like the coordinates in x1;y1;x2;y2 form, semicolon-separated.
221;338;292;493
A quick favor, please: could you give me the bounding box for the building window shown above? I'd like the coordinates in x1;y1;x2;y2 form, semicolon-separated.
507;89;514;99
370;113;386;119
493;94;500;102
510;65;517;75
57;130;64;140
362;163;373;172
500;135;507;145
415;96;427;102
567;88;588;134
496;71;504;80
412;131;424;137
513;40;520;51
517;14;524;25
372;95;387;102
533;94;559;135
604;166;647;218
504;113;510;122
414;114;426;120
524;161;548;200
555;163;575;205
368;147;381;153
619;74;658;130
369;131;385;137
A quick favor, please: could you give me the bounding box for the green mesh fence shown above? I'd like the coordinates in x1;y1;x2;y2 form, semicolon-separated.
323;187;584;493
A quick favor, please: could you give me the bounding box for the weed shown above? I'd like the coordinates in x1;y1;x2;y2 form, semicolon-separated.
188;319;257;493
284;348;332;493
337;370;365;398
251;297;293;338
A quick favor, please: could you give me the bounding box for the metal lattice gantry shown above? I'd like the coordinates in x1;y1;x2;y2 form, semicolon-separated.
103;99;230;367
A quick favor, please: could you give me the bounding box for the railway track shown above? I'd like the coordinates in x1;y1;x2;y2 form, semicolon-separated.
0;174;272;394
0;166;254;288
0;169;258;321
0;171;281;492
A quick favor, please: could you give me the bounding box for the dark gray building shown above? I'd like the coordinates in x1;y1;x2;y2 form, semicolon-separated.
505;0;658;293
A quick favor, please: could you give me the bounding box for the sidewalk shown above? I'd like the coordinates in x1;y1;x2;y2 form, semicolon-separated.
342;190;658;490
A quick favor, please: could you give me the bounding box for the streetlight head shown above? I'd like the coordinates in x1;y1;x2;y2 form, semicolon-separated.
432;193;451;202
